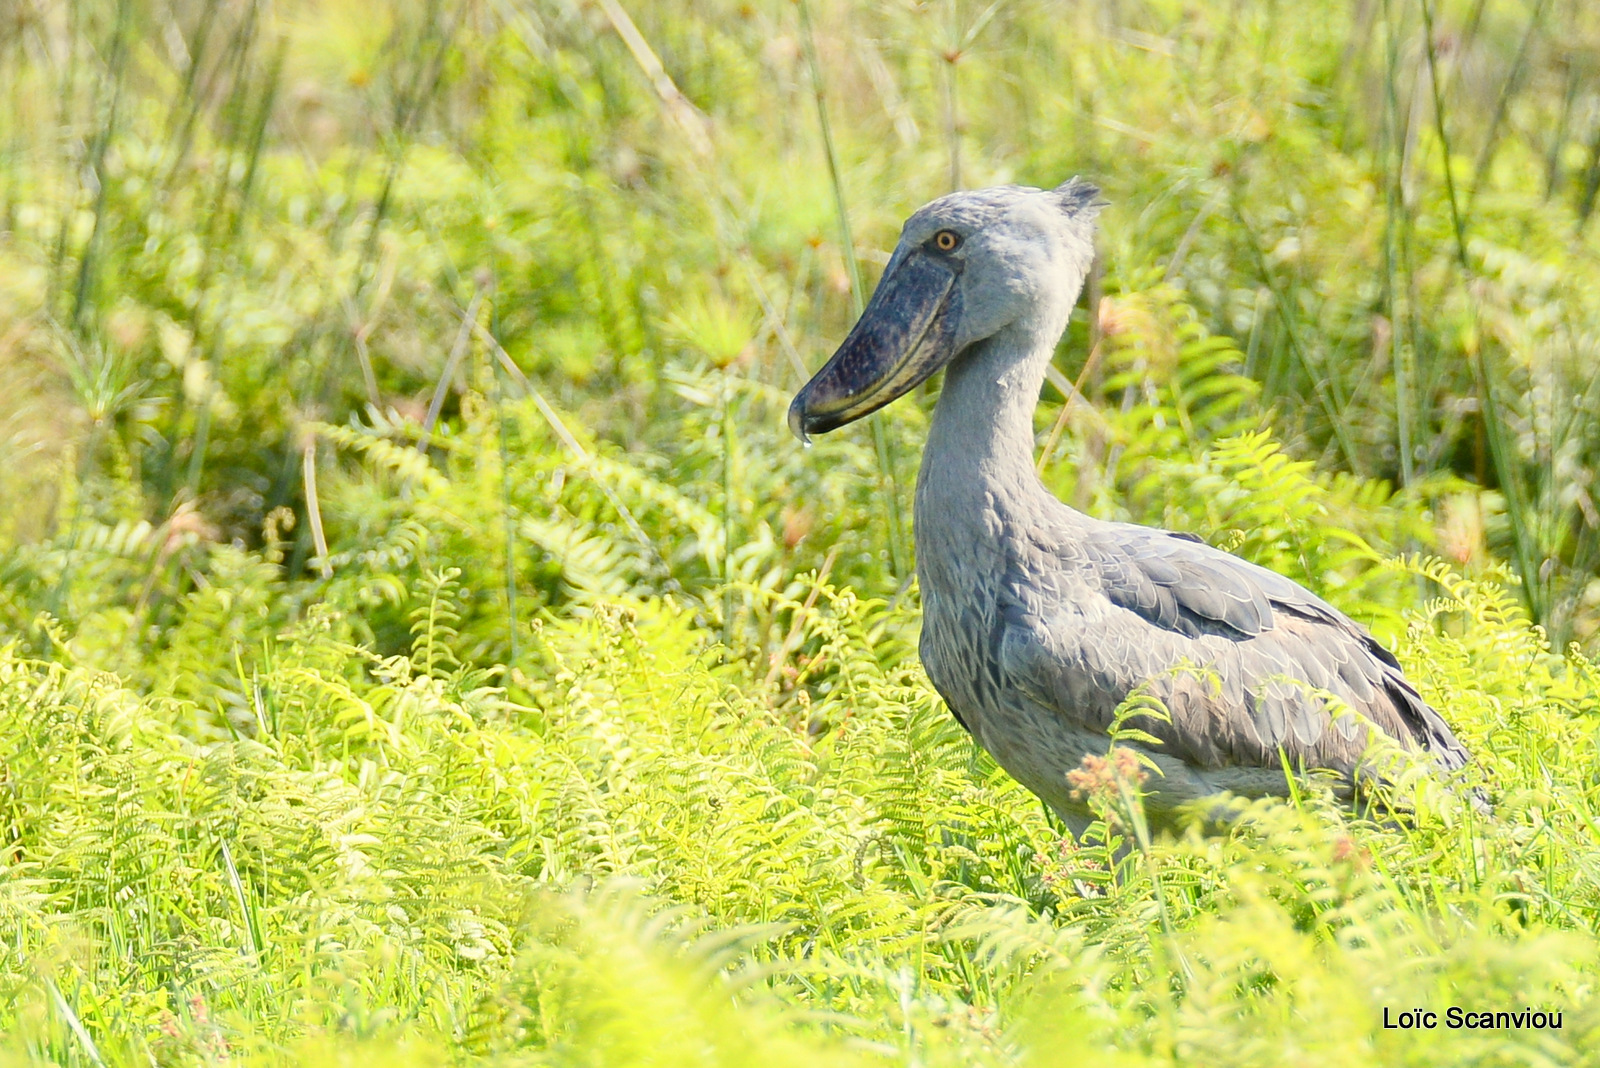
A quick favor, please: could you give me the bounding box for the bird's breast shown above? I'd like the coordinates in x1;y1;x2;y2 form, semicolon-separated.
917;570;1001;720
916;530;1071;727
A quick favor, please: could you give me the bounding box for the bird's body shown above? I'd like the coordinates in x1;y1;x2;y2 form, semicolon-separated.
790;182;1472;831
914;319;1468;828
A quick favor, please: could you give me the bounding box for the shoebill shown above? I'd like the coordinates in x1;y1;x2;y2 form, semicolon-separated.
788;181;1473;836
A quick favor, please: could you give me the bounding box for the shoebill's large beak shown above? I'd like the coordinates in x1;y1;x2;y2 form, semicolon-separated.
788;251;962;441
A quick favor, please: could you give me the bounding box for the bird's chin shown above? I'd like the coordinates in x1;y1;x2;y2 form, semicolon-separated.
787;254;961;441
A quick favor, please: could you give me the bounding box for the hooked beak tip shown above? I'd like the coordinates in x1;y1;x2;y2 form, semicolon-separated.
787;396;811;445
788;250;959;442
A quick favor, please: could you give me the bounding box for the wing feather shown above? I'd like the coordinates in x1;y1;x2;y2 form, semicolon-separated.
999;521;1472;783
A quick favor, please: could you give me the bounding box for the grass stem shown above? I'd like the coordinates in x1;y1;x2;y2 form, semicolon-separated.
797;0;907;581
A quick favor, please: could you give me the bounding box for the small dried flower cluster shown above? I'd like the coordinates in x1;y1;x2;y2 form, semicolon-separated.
155;994;231;1063
1331;834;1372;870
1096;296;1127;338
1066;747;1148;803
1065;748;1150;832
1035;834;1104;897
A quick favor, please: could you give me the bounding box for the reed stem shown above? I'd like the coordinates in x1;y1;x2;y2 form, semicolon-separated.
796;0;907;581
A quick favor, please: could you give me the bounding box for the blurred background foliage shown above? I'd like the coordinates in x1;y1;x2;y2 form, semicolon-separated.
3;0;1600;1063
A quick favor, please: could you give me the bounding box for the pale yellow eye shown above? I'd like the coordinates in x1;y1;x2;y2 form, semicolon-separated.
933;229;961;252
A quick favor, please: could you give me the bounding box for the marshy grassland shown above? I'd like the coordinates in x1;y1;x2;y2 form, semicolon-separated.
3;0;1600;1063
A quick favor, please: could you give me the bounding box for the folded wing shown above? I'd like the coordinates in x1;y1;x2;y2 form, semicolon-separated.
998;523;1470;778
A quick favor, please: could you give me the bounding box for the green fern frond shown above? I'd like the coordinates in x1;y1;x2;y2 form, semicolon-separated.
312;421;451;495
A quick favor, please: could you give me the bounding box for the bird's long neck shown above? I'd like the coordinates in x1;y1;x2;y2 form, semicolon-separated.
916;317;1064;547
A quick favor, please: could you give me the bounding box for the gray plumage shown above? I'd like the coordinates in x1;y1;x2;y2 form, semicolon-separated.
790;182;1473;832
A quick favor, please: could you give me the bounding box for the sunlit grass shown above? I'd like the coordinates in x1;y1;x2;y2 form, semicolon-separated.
2;0;1600;1063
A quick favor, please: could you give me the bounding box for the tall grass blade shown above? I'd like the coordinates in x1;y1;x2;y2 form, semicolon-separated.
797;0;907;580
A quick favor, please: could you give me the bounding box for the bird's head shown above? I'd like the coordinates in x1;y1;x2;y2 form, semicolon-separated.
789;179;1101;440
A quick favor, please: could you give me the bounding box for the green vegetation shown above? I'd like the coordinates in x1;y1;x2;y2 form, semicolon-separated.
3;0;1600;1062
